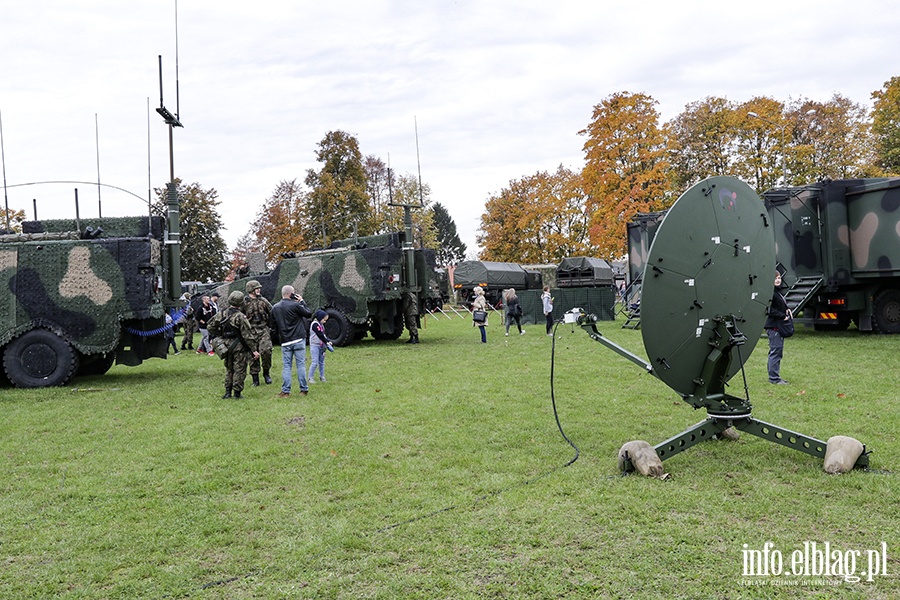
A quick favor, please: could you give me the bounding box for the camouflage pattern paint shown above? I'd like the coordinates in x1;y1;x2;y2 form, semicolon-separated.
1;216;170;386
211;232;442;345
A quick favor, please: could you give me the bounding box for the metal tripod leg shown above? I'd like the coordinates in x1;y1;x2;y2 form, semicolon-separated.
626;415;869;470
651;418;733;463
736;417;869;469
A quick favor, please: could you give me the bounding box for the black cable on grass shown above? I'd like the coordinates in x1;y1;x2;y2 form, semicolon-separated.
191;319;601;591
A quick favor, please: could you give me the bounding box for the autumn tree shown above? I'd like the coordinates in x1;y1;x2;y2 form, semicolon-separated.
580;92;671;261
788;94;873;182
430;202;467;266
250;179;307;263
364;155;392;233
154;179;228;282
304;131;374;245
667;96;739;191
732;97;789;190
871;76;900;175
1;207;26;233
479;165;591;263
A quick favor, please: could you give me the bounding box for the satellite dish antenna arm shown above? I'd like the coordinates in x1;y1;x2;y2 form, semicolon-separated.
579;314;656;377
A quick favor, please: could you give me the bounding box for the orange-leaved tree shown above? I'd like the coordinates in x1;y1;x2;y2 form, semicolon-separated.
251;179;308;263
580;92;672;262
478;165;591;263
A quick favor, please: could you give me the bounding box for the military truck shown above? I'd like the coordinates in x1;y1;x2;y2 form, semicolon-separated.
1;215;173;387
763;177;900;333
451;260;543;307
210;231;443;346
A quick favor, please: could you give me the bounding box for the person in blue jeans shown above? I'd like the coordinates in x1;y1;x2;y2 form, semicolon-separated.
269;285;313;397
308;310;333;383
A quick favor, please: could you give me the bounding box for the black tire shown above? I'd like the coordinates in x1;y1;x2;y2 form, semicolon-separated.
323;308;354;347
3;329;80;388
77;352;116;376
872;288;900;334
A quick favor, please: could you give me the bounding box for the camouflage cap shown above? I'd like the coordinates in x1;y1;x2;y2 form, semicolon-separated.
246;279;262;293
228;290;245;306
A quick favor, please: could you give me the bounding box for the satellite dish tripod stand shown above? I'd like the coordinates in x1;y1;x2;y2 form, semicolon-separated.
580;314;870;471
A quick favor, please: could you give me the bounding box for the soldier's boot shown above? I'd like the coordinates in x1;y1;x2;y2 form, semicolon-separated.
406;334;419;344
252;374;260;387
222;387;232;399
234;390;243;399
263;370;272;385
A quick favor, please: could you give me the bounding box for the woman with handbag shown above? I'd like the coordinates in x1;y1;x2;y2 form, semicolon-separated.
764;271;793;385
472;287;488;343
504;288;524;336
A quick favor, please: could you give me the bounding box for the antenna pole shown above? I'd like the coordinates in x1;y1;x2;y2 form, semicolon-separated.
1;108;10;231
175;0;180;120
95;113;102;218
415;116;424;206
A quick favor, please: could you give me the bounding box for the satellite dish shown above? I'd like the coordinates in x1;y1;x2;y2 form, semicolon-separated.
640;176;772;403
576;176;869;473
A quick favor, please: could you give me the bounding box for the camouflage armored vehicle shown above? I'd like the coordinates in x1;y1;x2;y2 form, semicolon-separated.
763;177;900;332
1;215;174;387
211;231;442;346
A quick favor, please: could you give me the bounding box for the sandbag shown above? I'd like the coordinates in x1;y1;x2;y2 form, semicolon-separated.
823;436;864;474
618;440;667;479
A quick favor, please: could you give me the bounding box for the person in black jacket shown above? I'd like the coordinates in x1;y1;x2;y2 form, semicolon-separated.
270;285;313;398
764;271;792;385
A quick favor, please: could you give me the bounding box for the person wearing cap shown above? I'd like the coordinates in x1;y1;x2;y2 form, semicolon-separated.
270;285;313;398
307;309;333;383
208;290;259;399
242;280;273;386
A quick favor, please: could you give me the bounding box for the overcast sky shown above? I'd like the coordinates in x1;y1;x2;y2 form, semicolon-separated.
2;1;898;255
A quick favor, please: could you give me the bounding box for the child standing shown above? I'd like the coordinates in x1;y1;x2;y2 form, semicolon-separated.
165;311;180;355
308;309;333;383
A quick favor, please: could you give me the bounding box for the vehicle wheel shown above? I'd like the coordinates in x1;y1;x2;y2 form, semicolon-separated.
872;288;900;334
77;352;116;376
3;329;80;388
323;308;354;346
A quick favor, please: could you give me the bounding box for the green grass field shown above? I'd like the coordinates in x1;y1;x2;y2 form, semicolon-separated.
2;312;898;598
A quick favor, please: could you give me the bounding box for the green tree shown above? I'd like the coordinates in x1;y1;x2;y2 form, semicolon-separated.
580;92;672;261
871;76;900;175
154;179;228;282
430;202;467;266
250;179;308;263
304;131;374;245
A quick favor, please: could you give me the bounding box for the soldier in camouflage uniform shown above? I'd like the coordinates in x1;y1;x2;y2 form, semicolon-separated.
180;293;196;350
208;290;259;399
403;290;419;344
243;279;274;385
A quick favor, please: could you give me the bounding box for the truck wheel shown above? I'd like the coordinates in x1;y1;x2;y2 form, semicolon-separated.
323;308;354;347
872;288;900;334
3;329;80;388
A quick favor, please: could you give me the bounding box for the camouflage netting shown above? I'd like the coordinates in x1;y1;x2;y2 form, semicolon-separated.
24;216;166;241
1;236;165;352
215;242;406;324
